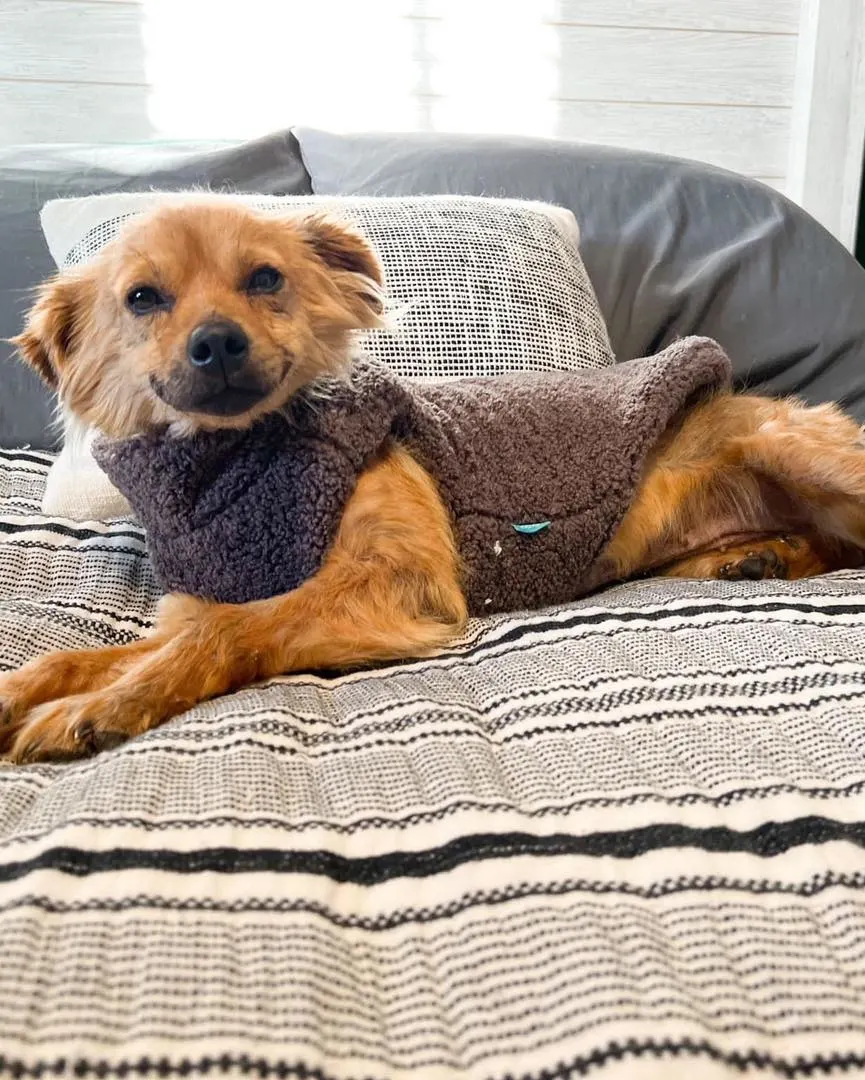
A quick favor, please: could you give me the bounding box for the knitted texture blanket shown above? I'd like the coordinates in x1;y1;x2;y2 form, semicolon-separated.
93;336;732;615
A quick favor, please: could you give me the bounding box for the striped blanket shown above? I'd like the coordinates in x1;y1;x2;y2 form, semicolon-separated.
1;448;865;1078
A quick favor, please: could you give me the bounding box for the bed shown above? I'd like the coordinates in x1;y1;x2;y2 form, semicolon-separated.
2;129;865;1078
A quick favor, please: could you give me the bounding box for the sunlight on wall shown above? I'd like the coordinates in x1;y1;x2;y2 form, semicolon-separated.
142;0;559;138
424;1;560;134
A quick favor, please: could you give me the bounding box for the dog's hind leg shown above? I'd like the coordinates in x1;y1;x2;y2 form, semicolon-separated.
730;400;865;549
6;446;468;763
659;533;856;581
604;394;865;585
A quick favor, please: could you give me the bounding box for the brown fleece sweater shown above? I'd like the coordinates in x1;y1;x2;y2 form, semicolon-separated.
93;336;732;615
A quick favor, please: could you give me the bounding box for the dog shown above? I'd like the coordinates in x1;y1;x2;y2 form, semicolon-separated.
3;201;864;764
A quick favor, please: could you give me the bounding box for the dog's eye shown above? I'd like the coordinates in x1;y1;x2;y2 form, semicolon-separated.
126;286;166;315
246;266;283;295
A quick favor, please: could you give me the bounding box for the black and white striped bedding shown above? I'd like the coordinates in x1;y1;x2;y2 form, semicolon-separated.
2;448;865;1078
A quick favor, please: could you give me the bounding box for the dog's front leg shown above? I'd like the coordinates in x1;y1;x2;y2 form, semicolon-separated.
5;597;264;762
7;582;462;764
0;637;165;754
8;447;467;763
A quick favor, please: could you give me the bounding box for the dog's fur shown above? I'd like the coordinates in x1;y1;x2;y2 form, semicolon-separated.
3;203;865;763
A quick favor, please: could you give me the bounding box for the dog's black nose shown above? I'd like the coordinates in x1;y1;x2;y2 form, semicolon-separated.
187;320;249;374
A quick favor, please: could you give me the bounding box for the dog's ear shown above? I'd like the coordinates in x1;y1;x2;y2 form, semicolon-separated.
300;215;385;327
9;272;95;388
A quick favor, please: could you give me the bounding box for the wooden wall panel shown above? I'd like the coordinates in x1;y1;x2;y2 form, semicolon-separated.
8;0;860;243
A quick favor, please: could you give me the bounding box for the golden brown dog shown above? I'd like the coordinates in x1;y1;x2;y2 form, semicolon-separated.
3;202;864;763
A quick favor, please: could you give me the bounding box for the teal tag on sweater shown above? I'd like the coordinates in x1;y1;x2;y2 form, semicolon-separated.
512;521;551;535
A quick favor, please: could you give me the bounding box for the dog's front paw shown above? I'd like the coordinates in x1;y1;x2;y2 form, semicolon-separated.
0;670;43;748
7;696;140;764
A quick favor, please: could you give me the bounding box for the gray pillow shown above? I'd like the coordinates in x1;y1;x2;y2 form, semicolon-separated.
0;131;311;448
296;128;865;421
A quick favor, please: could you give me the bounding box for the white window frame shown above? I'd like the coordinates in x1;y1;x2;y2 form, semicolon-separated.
788;0;865;251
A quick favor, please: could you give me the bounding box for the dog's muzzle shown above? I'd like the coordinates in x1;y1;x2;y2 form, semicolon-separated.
149;319;275;417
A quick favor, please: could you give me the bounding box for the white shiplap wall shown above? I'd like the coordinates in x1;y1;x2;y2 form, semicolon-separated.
0;0;861;243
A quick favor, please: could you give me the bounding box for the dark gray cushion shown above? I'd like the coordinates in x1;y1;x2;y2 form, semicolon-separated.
0;131;311;448
296;128;865;420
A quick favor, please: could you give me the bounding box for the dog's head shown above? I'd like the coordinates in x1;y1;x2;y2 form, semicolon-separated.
11;203;384;437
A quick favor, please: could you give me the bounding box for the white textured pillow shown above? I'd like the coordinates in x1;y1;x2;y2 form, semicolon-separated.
39;192;614;520
43;416;132;520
